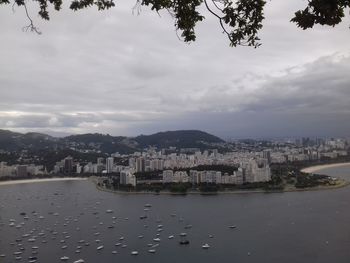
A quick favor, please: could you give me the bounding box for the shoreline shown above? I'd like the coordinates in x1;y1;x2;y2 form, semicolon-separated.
0;177;87;186
301;162;350;174
93;178;350;196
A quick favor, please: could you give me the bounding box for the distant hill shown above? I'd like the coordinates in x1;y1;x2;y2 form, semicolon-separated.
0;129;225;153
0;130;57;151
134;130;224;149
64;133;138;154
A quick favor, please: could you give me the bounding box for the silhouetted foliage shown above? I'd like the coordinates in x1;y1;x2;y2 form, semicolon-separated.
199;183;218;193
295;173;332;188
167;182;191;193
2;0;348;46
135;130;224;149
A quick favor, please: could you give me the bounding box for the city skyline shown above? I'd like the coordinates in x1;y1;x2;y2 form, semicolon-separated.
1;127;350;141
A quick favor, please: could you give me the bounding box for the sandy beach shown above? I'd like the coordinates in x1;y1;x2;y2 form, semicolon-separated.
301;162;350;174
0;177;87;186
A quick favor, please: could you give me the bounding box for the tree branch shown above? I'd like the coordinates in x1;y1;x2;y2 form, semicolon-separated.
203;0;233;43
22;2;41;34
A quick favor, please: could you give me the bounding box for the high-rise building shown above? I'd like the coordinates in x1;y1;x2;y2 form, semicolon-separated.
106;157;114;174
263;150;271;164
128;158;136;169
135;157;145;173
64;156;73;174
17;165;28;177
120;170;136;186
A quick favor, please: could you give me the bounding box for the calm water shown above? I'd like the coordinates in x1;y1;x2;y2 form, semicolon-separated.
1;165;350;263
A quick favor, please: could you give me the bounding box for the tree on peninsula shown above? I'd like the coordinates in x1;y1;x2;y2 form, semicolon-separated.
1;0;349;47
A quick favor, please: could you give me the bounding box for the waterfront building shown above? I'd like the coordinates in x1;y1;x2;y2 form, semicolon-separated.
106;157;114;173
162;170;174;183
64;156;73;174
136;157;145;172
120;170;136;186
17;165;28;177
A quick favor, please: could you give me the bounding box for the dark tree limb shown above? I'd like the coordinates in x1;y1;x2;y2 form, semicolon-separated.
22;2;42;34
1;0;349;47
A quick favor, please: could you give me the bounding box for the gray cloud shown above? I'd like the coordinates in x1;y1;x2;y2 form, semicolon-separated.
0;0;350;137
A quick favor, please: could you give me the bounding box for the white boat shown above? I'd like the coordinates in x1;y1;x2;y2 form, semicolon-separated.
153;238;161;242
148;249;156;253
115;242;122;246
97;245;104;250
144;204;152;207
131;251;139;255
106;210;113;213
73;260;85;263
168;235;174;239
202;243;210;249
60;256;69;261
229;225;237;229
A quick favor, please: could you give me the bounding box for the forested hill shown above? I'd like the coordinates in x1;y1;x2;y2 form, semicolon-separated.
134;130;224;149
0;129;225;154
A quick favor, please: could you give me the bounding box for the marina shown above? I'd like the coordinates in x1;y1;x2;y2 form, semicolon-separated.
1;165;350;263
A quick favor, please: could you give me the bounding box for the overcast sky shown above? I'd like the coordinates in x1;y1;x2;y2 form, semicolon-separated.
0;0;350;139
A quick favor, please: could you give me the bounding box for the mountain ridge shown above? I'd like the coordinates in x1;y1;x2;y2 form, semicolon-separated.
0;129;225;154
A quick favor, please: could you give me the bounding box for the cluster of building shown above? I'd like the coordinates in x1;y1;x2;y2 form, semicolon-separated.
0;162;47;178
162;158;271;184
1;137;348;186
